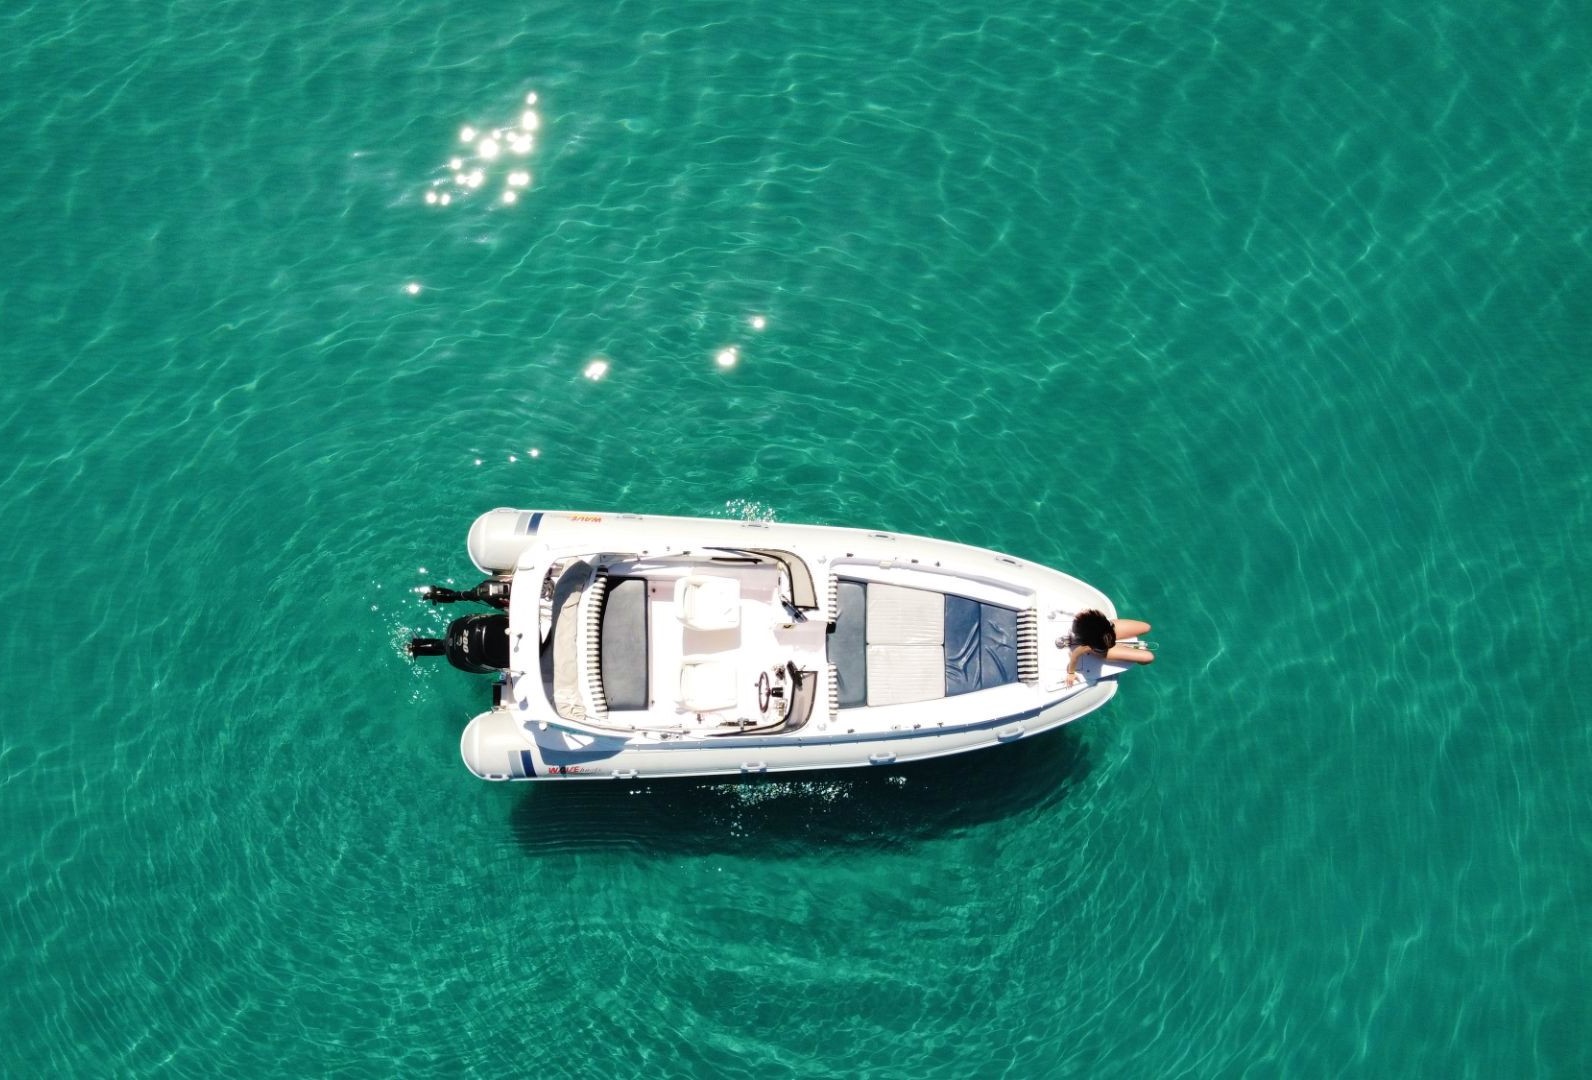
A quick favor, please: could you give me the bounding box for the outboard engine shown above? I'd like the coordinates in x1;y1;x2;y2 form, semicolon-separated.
408;613;510;674
419;577;511;610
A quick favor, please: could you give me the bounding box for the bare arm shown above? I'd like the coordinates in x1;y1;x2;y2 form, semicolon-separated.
1066;645;1091;685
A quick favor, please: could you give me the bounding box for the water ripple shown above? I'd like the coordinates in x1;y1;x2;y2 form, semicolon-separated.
1;0;1587;1075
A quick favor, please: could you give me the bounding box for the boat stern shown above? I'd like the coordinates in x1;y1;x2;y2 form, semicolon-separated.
460;710;535;780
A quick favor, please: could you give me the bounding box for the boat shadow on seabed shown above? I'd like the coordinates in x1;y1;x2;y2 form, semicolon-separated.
506;727;1096;858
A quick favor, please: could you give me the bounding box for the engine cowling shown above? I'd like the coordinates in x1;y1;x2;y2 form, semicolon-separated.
408;613;509;674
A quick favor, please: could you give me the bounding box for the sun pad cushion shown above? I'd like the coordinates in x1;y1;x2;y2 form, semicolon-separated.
944;594;1019;695
866;645;945;706
866;584;944;644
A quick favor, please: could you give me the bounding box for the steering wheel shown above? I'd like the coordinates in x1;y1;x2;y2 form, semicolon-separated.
757;671;772;712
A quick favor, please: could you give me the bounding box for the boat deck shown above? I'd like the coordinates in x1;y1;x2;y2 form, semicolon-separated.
456;509;1137;780
620;560;828;728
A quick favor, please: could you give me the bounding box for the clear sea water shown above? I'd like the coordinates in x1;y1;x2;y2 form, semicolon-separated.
2;0;1587;1075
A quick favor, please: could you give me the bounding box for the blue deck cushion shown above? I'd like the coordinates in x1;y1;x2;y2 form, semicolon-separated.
831;580;868;707
978;603;1018;686
600;577;649;710
944;594;982;695
945;594;1019;695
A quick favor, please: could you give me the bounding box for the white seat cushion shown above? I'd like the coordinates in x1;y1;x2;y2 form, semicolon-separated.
866;645;945;706
680;657;738;712
674;575;741;631
866;584;944;645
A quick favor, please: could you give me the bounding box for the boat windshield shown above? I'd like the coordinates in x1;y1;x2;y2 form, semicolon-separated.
705;547;818;610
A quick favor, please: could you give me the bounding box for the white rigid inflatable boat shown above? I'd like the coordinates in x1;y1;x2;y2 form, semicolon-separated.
409;510;1146;781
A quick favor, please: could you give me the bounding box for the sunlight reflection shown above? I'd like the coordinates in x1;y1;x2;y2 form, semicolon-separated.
427;93;543;209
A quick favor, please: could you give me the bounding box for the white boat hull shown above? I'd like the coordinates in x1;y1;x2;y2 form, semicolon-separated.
461;680;1117;780
415;509;1141;782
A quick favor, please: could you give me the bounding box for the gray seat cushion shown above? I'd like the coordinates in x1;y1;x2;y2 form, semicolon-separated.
600;577;649;710
831;580;868;708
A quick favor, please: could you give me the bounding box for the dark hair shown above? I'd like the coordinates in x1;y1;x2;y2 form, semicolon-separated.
1071;610;1116;653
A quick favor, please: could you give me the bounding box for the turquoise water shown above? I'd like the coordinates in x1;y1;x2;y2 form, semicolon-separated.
2;0;1588;1074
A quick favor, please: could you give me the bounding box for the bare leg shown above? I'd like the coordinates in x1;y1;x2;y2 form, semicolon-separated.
1108;619;1154;665
1106;643;1155;665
